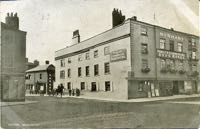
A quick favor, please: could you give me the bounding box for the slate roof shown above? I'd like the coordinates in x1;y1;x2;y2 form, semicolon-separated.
26;64;52;73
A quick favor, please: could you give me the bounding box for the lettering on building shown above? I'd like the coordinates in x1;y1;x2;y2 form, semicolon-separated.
110;49;127;62
157;49;186;60
160;32;184;41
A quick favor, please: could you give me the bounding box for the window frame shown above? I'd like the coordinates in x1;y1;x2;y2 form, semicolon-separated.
159;38;166;49
104;62;110;74
104;46;110;55
78;67;82;77
85;66;90;76
141;26;148;36
169;40;175;51
80;82;85;90
177;42;183;52
85;52;90;60
141;43;148;54
60;70;65;79
160;59;166;69
39;73;42;79
142;59;148;68
105;81;111;91
60;59;65;67
94;64;99;76
67;68;71;78
94;50;98;58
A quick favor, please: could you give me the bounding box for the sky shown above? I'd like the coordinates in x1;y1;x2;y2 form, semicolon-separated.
0;0;199;65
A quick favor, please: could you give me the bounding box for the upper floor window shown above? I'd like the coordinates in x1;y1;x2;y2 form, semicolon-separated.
177;42;183;52
169;40;174;51
141;43;148;54
160;39;166;49
67;68;71;77
68;58;71;64
60;59;65;67
60;70;65;79
78;54;82;61
94;64;99;76
104;46;110;55
160;59;166;69
78;67;82;77
192;64;197;71
141;26;147;35
86;66;90;76
104;62;110;74
40;74;42;79
192;51;196;59
191;38;196;46
169;59;175;69
94;50;98;58
142;59;148;68
85;52;90;60
179;61;184;70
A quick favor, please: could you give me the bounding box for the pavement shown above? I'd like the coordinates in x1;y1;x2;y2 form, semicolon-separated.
26;93;200;102
0;100;38;107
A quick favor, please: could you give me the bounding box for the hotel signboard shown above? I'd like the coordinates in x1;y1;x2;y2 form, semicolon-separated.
110;49;127;62
157;49;186;60
160;32;184;41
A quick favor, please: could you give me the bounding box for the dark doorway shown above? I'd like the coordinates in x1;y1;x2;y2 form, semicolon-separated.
193;81;198;94
173;81;179;95
91;82;97;91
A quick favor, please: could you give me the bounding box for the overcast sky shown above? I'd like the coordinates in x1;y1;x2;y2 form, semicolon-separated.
0;0;199;65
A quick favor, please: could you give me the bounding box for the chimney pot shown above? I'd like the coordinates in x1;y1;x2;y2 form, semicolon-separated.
133;16;137;21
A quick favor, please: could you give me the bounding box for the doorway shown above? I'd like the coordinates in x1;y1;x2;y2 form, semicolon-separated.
173;81;179;95
91;82;97;92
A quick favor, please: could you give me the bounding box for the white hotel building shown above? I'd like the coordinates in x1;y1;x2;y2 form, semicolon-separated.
55;9;200;100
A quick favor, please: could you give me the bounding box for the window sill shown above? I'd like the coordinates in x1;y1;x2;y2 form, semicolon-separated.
104;72;110;75
141;33;148;36
94;75;99;77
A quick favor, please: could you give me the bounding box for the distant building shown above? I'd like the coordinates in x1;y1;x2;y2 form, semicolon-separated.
25;61;55;94
26;58;39;70
55;9;200;100
0;13;27;102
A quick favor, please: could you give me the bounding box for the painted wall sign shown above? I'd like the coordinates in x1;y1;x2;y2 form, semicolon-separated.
157;49;186;60
160;32;184;41
110;49;127;62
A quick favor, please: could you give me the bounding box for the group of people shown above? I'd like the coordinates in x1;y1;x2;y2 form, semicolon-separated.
68;88;80;96
48;84;81;97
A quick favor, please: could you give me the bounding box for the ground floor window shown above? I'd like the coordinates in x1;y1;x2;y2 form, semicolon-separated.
81;82;85;90
67;82;71;90
138;81;146;91
105;81;111;91
91;82;97;91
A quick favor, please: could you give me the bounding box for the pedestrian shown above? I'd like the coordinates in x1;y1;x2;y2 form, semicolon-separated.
69;89;72;96
60;84;64;97
76;88;80;96
72;89;75;96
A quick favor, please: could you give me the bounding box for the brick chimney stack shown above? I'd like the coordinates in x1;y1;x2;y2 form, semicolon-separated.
72;30;80;44
112;8;126;28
